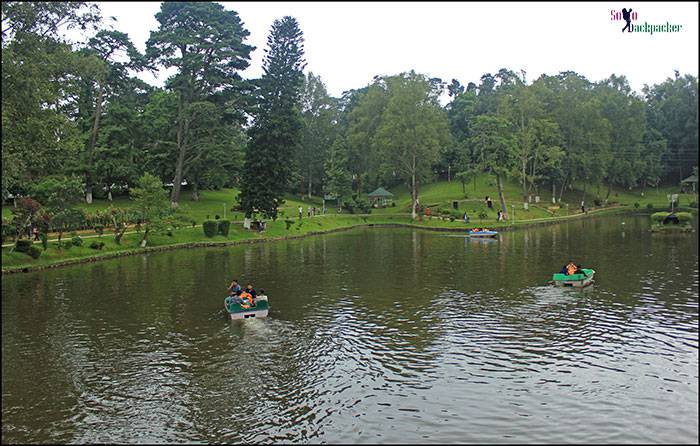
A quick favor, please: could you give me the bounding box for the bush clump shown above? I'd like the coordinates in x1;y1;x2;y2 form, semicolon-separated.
676;212;693;223
343;197;372;214
285;219;294;230
218;219;231;236
89;241;105;250
71;236;83;246
646;203;654;210
634;202;640;209
14;239;32;253
28;245;42;259
650;212;670;223
450;209;463;220
202;220;218;237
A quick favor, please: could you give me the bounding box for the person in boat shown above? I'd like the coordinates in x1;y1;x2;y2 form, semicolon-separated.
565;262;578;276
228;279;242;296
245;283;257;301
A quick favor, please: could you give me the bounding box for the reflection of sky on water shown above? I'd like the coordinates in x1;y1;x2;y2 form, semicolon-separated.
2;214;698;443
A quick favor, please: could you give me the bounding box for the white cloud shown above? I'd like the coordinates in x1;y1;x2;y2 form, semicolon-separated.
94;1;698;96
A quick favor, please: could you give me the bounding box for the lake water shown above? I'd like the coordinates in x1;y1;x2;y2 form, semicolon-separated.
2;214;698;443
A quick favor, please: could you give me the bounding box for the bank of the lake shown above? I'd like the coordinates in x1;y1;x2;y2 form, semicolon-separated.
3;204;684;274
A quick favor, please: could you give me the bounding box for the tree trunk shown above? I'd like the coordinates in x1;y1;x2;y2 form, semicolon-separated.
558;174;569;203
522;161;528;204
411;153;417;220
496;172;508;219
171;90;187;208
552;182;556;204
111;215;127;245
605;182;612;201
140;227;149;248
86;78;105;204
308;167;312;198
582;182;587;206
191;181;199;201
107;186;113;202
447;165;451;182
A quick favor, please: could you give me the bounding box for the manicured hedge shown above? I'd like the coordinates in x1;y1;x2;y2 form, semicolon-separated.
218;220;231;236
203;220;218;237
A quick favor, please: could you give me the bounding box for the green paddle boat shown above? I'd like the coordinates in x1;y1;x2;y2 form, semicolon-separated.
552;269;595;288
224;295;270;320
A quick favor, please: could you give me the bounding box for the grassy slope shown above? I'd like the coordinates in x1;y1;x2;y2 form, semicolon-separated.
377;174;696;218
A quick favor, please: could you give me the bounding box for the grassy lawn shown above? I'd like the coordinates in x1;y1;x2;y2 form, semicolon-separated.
3;174;696;271
3;174;695;222
2;187;327;222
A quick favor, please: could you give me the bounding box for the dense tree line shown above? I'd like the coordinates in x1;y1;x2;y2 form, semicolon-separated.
2;2;698;222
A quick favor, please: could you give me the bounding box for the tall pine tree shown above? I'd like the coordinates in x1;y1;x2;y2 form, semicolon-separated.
239;16;305;219
146;2;253;207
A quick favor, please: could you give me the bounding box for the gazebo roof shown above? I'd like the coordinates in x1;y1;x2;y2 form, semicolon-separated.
681;174;697;183
368;187;394;197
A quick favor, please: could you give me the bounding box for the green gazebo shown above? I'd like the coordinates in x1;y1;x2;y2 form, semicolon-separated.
368;187;394;207
681;174;697;193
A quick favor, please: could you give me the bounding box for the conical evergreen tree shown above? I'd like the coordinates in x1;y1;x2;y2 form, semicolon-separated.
239;16;305;219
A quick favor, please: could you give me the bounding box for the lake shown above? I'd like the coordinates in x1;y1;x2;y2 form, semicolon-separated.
2;214;698;443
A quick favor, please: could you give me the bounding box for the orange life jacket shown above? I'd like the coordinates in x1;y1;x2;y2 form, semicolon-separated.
240;292;252;309
567;263;578;275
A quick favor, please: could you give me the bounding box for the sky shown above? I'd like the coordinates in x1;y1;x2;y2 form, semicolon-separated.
91;1;698;97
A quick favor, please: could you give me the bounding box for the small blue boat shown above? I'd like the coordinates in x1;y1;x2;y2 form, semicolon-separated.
467;229;499;238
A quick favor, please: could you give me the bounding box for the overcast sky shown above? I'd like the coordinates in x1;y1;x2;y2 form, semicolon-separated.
94;1;698;97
